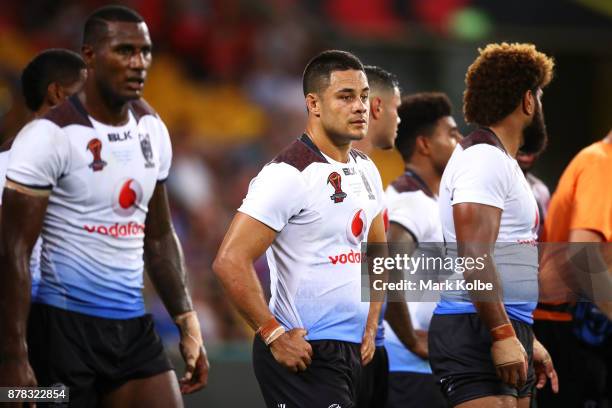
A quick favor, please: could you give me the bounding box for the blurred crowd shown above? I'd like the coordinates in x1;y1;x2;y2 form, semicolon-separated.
0;0;480;345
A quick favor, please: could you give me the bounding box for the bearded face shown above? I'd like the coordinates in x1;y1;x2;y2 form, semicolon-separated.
521;102;548;155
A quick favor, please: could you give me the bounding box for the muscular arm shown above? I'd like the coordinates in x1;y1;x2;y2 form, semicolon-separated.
361;212;387;364
144;182;192;317
454;202;529;387
144;182;209;392
212;212;276;330
453;203;509;329
0;185;48;365
213;212;312;372
384;222;427;358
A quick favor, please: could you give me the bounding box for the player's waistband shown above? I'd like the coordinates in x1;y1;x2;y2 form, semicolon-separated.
33;295;146;319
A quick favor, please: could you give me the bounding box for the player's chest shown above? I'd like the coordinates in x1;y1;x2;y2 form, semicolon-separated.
504;167;539;234
302;164;380;239
59;124;159;205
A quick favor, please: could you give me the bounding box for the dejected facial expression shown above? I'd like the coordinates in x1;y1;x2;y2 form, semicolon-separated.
89;21;152;103
318;70;369;144
521;88;548;155
428;116;462;175
374;86;401;150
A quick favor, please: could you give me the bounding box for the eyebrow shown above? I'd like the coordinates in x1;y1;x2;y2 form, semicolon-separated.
112;41;152;48
336;87;370;93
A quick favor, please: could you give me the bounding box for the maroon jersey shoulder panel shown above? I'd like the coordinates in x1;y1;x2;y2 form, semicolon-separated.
0;136;15;153
129;98;157;122
350;148;369;161
43;95;92;128
460;128;507;153
272;134;328;172
391;172;434;198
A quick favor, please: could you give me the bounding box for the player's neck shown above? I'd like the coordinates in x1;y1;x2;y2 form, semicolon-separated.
305;124;351;163
489;121;522;158
81;83;130;126
351;137;374;155
405;160;440;196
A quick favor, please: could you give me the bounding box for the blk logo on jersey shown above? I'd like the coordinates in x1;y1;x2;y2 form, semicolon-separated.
108;130;133;142
111;178;143;216
327;172;347;203
346;209;367;244
139;133;155;168
86;138;107;172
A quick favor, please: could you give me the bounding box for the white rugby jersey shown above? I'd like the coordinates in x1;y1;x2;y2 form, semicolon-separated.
6;95;172;319
0;144;42;297
239;134;385;343
436;128;539;324
383;170;440;373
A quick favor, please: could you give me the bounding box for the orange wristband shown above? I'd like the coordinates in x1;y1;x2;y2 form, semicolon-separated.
257;317;286;346
490;323;516;342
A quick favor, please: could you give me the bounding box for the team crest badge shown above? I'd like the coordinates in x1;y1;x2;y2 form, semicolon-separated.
139;133;155;168
86;138;107;172
327;172;347;203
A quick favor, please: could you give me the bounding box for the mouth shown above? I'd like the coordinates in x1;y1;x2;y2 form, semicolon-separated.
350;119;367;127
125;77;145;91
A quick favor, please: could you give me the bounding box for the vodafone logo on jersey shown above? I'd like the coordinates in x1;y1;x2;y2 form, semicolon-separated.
111;178;143;216
346;209;368;245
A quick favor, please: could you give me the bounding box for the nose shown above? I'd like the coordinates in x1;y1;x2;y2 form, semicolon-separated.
129;51;147;70
354;97;368;114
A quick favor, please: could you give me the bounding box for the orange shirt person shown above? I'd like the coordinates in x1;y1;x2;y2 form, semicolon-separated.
543;134;612;243
534;131;611;408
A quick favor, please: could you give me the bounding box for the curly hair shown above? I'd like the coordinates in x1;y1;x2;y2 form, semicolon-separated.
463;43;554;126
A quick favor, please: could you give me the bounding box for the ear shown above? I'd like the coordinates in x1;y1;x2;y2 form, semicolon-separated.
370;96;382;120
306;93;321;117
521;89;535;116
81;44;94;67
46;82;63;107
415;135;431;156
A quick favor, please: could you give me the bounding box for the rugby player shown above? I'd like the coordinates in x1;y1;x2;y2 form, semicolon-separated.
0;48;86;298
0;6;208;405
213;50;387;408
385;92;461;408
429;43;558;408
355;65;427;408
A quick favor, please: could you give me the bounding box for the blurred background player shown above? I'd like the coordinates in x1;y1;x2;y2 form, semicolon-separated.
517;150;550;239
384;92;461;408
534;129;612;408
0;6;208;405
354;65;401;153
355;64;402;408
429;43;558;408
0;48;86;298
213;50;387;408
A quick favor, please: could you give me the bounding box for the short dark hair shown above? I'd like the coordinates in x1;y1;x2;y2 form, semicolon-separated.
464;43;554;126
302;50;364;96
21;49;85;112
395;92;452;161
83;5;144;46
364;65;399;94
